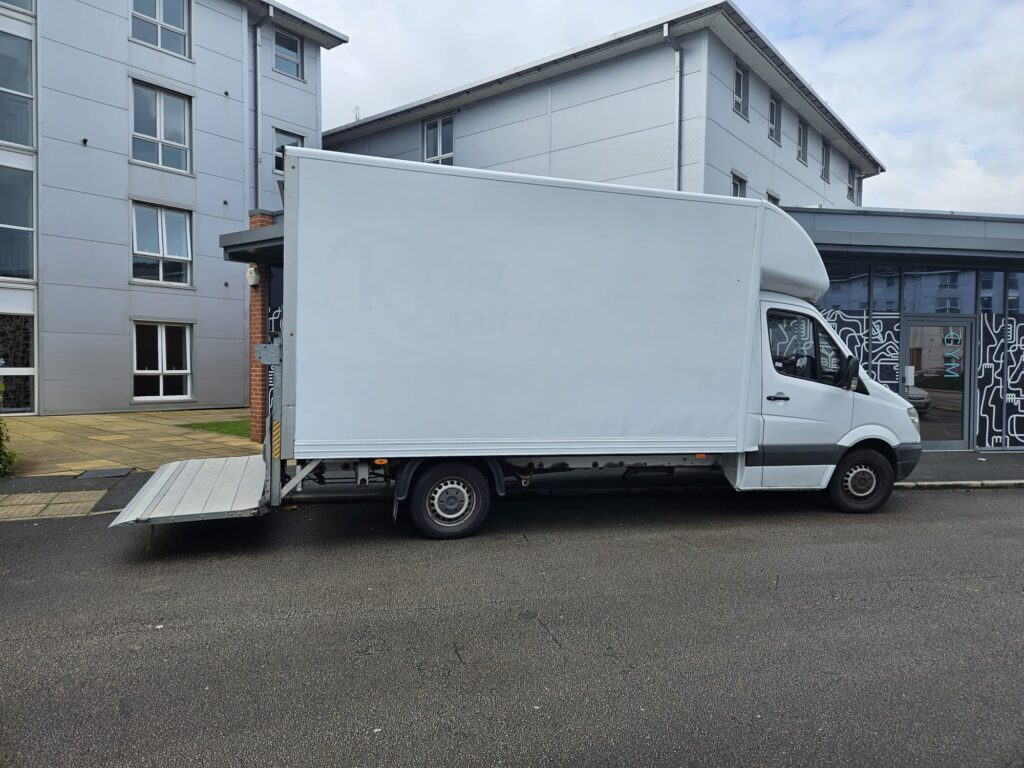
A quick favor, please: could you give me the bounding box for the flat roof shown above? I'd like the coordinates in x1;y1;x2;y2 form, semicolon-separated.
323;1;883;175
245;0;348;49
785;206;1024;261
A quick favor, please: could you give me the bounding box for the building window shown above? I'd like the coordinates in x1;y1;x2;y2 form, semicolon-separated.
133;322;191;400
821;140;831;182
903;268;975;315
768;94;782;144
797;118;808;164
273;128;303;173
0;313;33;413
0;31;32;148
132;203;191;284
847;165;858;202
0;165;33;280
132;82;190;171
731;173;746;198
872;266;900;313
733;61;749;117
0;0;33;12
767;192;780;206
423;114;454;165
131;0;189;57
273;30;303;79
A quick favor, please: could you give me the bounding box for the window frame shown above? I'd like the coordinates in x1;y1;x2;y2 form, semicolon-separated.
422;114;454;165
821;140;831;182
767;192;780;206
0;0;33;14
132;322;192;401
130;0;191;58
0;163;35;282
768;93;782;145
273;29;303;80
0;310;35;414
0;29;34;149
766;308;846;388
733;60;749;117
131;82;192;173
130;202;192;286
847;165;858;202
272;128;304;174
796;118;809;164
731;173;746;198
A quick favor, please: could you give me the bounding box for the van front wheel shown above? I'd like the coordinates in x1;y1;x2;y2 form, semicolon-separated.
409;462;492;539
828;449;894;514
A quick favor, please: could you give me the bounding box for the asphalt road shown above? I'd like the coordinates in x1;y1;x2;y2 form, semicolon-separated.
1;487;1022;767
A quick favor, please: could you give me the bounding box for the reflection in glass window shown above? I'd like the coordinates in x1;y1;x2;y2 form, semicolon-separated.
0;30;33;147
979;271;1004;314
871;265;900;313
131;82;190;171
133;322;191;399
423;115;454;165
818;264;869;311
1009;273;1022;317
902;268;975;315
0;165;33;279
274;30;302;78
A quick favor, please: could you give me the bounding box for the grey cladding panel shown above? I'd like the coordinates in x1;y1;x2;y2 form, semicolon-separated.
455;83;548;137
549;45;672;111
550;123;675;182
484;155;550;176
39;187;128;246
550;78;674;151
44;0;126;60
367;123;420;158
456;114;549;169
39;39;127;109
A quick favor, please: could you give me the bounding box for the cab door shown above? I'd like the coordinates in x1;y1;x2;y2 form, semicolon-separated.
759;304;854;487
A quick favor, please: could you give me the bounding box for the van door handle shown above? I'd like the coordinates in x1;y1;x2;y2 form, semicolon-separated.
766;392;790;402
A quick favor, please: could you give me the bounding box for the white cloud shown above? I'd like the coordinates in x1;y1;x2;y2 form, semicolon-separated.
287;0;1023;214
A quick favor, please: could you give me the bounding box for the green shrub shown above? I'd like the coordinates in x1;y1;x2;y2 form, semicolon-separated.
0;382;16;477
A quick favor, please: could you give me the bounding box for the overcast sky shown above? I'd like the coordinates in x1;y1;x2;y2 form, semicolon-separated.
290;0;1023;214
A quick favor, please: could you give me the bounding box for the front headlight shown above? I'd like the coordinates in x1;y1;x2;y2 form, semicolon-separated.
907;406;920;434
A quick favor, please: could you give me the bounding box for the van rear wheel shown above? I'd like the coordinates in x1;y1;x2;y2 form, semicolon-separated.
828;449;894;514
409;462;491;539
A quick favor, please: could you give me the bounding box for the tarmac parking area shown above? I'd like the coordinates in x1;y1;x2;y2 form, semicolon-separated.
1;487;1022;766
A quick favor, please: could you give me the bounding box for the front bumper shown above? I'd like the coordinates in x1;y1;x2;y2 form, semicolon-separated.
895;443;923;480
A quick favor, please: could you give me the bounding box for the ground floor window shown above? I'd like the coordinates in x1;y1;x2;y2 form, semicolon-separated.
819;262;1024;450
0;312;33;413
133;322;191;400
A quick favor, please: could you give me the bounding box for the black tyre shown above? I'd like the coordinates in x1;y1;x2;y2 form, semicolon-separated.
409;462;492;539
828;449;895;514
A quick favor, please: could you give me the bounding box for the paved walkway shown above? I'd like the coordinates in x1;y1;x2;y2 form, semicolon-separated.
5;408;258;477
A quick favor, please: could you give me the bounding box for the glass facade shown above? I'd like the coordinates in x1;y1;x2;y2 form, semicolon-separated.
820;262;1024;450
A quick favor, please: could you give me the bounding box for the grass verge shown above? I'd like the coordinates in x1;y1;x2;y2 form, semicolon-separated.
182;420;250;439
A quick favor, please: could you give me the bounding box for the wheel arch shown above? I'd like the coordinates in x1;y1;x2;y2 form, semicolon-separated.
394;457;506;502
838;438;899;475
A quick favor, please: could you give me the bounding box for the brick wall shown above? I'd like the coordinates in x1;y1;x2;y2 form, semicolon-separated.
248;211;273;442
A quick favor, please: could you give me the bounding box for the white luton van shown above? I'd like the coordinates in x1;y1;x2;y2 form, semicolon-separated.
112;149;921;538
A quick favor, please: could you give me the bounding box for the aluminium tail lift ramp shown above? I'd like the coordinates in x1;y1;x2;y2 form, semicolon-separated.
109;339;311;526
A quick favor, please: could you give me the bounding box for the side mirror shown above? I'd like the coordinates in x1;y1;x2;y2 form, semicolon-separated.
840;356;860;390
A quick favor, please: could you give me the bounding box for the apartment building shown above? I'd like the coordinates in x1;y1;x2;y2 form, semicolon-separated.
0;0;345;414
323;2;882;207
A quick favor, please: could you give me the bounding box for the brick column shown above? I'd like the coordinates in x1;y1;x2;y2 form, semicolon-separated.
248;211;274;442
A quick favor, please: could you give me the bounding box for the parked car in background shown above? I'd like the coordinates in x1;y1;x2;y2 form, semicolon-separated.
906;386;932;415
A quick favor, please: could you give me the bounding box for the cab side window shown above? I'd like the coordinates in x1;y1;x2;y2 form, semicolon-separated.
767;310;843;386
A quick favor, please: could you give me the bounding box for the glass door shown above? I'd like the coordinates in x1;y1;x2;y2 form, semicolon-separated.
901;320;973;448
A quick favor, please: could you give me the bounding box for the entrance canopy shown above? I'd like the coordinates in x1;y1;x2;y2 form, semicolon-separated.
221;220;283;267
